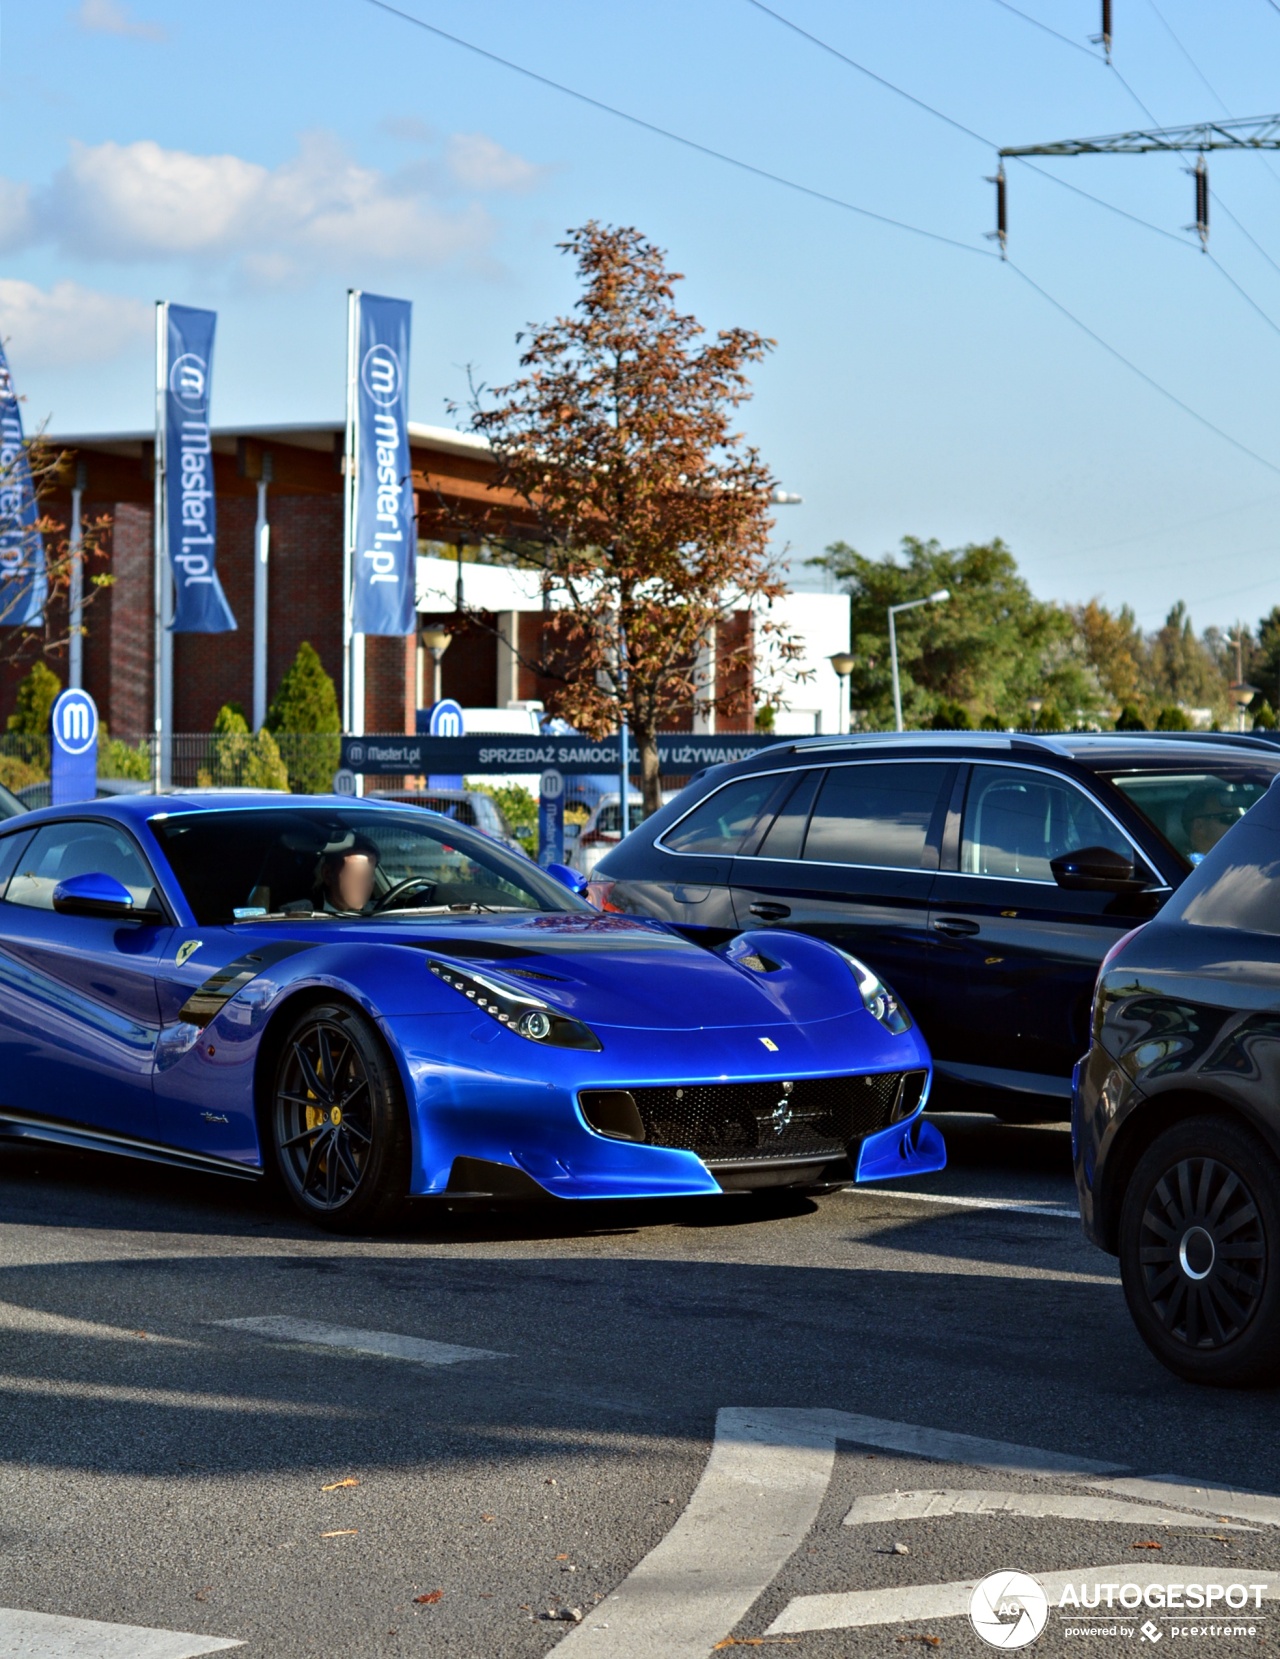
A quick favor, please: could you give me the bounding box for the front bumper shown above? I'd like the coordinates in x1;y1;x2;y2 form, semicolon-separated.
385;1010;945;1201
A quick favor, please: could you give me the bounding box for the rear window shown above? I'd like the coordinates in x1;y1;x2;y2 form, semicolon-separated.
1167;820;1280;933
661;774;782;855
803;762;949;870
1104;767;1276;865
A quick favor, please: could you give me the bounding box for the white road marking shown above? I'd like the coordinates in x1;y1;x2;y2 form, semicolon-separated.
551;1408;1122;1658
0;1606;242;1658
842;1487;1258;1529
1093;1475;1280;1529
216;1315;506;1366
0;1375;340;1414
765;1565;1278;1636
846;1188;1079;1219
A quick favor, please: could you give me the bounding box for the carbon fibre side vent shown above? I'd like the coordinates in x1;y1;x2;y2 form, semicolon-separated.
579;1090;646;1143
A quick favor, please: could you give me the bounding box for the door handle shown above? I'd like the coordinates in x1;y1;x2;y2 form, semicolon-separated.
932;916;979;937
749;902;791;921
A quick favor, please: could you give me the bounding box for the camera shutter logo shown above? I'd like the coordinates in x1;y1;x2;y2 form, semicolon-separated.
53;690;98;757
169;353;208;414
360;344;402;408
969;1570;1049;1649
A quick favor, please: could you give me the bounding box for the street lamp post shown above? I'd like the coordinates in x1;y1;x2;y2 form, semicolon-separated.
828;651;855;734
420;625;452;706
888;590;951;732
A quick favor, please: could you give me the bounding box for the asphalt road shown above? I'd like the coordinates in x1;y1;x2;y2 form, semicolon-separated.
1;1114;1278;1658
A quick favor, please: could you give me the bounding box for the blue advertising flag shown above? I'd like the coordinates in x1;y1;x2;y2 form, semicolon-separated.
165;304;236;633
0;339;46;628
352;293;415;636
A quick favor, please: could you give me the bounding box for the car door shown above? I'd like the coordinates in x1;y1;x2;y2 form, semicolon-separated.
927;761;1165;1091
728;760;955;1033
0;817;172;1139
632;770;793;927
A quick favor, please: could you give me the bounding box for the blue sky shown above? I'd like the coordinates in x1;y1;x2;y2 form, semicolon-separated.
5;0;1280;631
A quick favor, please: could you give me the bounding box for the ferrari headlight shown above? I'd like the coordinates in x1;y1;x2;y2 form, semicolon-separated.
840;952;912;1034
428;960;602;1051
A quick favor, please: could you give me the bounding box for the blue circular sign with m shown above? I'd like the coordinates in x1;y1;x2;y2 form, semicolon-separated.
50;688;99;806
427;698;465;738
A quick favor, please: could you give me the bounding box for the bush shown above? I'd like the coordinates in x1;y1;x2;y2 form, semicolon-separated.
1155;705;1192;731
267;642;341;794
1115;704;1147;731
99;725;151;782
1253;699;1277;731
469;780;537;837
930;700;972;730
7;660;61;770
0;752;44;791
754;703;776;733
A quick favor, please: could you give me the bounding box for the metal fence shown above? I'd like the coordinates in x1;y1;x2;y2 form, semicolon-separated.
0;732;343;797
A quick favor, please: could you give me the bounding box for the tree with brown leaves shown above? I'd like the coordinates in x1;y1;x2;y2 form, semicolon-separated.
0;437;111;667
465;222;801;812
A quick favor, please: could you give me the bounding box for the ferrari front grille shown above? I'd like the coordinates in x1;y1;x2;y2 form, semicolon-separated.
580;1071;924;1163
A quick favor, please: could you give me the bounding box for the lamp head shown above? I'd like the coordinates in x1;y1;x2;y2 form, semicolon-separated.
829;651;856;678
421;626;452;654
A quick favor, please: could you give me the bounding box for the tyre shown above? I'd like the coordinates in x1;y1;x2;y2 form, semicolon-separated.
1118;1115;1280;1386
269;1002;412;1233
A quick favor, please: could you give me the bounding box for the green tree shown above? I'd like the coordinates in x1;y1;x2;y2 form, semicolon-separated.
1148;603;1228;722
1252;698;1277;730
1155;704;1193;731
1074;599;1148;717
1115;703;1147;731
243;728;289;791
6;659;61;771
1253;606;1280;711
807;536;1101;730
266;642;341;794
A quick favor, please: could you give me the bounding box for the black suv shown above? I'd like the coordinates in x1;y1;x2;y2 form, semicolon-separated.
592;733;1280;1118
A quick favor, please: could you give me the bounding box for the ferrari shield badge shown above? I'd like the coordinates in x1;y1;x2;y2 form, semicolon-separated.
759;1036;779;1052
177;939;203;967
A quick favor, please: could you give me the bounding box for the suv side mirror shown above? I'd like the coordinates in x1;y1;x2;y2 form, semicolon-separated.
52;871;162;922
1050;845;1139;892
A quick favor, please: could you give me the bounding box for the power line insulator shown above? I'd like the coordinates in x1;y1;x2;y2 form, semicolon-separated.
985;164;1007;258
1188;153;1209;248
1091;0;1113;61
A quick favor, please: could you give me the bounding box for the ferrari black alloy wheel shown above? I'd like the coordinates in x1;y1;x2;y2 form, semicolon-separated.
1119;1116;1280;1386
270;1002;411;1232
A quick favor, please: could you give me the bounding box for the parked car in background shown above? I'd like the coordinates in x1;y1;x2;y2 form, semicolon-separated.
15;777;148;812
569;790;680;877
1076;774;1280;1384
591;732;1280;1121
369;787;526;854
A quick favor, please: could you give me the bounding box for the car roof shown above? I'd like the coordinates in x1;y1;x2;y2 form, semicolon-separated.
4;792;418;832
743;730;1280;773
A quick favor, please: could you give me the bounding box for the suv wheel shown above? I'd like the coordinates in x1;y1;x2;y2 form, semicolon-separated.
1119;1115;1280;1385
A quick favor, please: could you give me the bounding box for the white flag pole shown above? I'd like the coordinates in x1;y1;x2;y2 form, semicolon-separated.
152;301;167;793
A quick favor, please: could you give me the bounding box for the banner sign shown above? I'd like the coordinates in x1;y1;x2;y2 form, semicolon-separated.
50;688;98;806
341;732;785;777
351;293;415;636
0;339;45;628
164;304;235;633
538;768;565;866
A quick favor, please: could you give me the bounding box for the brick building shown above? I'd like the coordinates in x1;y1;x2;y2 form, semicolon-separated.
15;420;842;740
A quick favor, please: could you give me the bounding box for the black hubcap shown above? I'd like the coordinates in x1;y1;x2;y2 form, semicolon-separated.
1139;1156;1266;1349
275;1020;373;1209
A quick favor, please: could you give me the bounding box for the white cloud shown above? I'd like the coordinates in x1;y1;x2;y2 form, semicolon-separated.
75;0;167;42
445;132;546;194
0;279;150;369
31;133;502;278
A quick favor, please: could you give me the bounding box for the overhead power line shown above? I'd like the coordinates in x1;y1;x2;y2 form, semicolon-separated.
987;0;1100;61
365;0;1280;484
360;0;993;259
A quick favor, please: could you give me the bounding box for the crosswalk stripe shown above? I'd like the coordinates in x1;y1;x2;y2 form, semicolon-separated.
765;1565;1278;1636
215;1315;506;1366
1092;1475;1280;1529
842;1488;1258;1529
0;1606;242;1658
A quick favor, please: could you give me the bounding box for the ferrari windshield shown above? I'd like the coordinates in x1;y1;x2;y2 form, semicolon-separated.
151;806;583;925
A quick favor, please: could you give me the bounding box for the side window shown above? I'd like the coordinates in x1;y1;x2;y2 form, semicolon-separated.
754;769;823;860
961;765;1137;882
0;830;33;897
802;763;950;870
6;821;158;912
662;774;784;856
